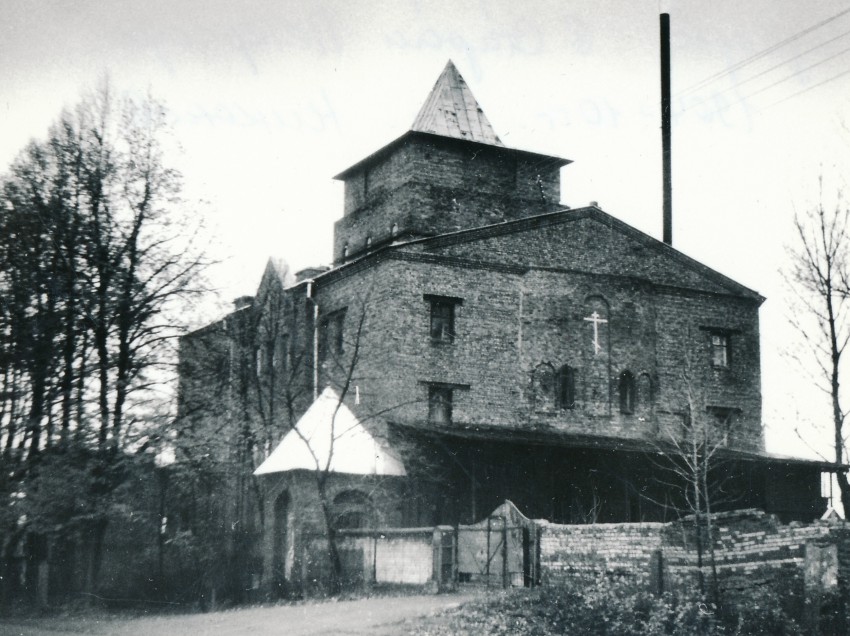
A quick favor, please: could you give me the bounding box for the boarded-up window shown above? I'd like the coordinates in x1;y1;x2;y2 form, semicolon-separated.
556;365;576;410
428;385;453;424
532;363;556;412
334;490;373;529
708;406;736;445
619;370;636;414
320;310;346;363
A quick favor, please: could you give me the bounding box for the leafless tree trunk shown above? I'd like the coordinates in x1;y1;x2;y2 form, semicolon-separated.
0;81;209;605
786;187;850;512
647;356;733;605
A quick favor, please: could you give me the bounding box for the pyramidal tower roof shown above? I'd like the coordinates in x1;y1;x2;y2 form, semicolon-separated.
411;60;504;147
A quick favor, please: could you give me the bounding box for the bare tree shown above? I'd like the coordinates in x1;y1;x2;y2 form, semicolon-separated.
647;356;741;604
0;82;209;606
785;186;850;513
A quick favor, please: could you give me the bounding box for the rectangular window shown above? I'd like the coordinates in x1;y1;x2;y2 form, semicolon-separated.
424;294;463;343
428;385;453;424
711;333;729;367
320;310;346;363
556;365;576;410
708;406;736;445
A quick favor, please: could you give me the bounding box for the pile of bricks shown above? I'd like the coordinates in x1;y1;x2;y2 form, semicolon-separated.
538;509;850;608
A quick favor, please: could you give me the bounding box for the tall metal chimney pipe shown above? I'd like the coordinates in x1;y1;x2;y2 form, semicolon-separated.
660;13;672;245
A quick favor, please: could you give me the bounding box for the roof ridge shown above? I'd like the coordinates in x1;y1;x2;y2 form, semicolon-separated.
410;60;504;147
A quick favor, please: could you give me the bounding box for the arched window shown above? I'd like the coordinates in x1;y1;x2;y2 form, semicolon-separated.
333;490;373;529
619;370;636;414
531;362;556;412
556;365;576;410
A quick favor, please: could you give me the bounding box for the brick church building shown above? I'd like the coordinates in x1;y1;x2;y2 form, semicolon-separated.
177;61;830;591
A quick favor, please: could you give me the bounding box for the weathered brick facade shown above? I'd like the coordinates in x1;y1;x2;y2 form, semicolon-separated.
333;134;566;263
177;61;831;594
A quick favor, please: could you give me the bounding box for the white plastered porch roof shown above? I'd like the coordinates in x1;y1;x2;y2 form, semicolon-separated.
253;387;406;477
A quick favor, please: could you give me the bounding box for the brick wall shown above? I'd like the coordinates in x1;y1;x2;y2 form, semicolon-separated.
334;134;563;263
310;225;763;452
259;470;408;593
538;509;850;616
660;510;833;604
538;520;665;586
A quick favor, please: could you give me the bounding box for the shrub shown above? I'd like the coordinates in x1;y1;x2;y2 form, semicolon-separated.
717;585;801;635
413;577;807;635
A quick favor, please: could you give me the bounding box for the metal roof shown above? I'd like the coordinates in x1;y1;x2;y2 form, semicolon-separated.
391;420;843;470
411;60;504;147
254;387;406;477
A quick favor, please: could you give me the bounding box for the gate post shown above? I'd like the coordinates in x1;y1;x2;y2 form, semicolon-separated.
502;518;508;588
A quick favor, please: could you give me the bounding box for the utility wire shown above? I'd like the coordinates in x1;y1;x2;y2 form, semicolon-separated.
681;27;850;108
743;44;850;100
762;65;850;110
681;42;850;113
677;6;850;97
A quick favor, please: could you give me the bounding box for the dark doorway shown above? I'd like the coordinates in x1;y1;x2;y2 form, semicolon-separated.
272;491;290;590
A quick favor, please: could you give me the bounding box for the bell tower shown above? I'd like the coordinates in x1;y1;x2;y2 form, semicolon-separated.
332;61;571;264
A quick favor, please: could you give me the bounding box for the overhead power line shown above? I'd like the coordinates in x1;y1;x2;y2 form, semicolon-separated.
687;28;850;103
677;6;850;97
681;41;850;113
743;44;850;101
763;66;850;110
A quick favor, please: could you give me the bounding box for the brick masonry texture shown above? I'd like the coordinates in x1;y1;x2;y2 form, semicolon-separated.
539;508;850;613
311;218;763;451
177;81;828;596
333;134;563;263
539;520;665;585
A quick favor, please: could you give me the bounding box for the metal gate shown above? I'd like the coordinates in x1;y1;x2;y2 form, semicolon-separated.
456;501;537;588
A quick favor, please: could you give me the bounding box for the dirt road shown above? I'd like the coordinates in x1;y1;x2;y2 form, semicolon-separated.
0;593;475;636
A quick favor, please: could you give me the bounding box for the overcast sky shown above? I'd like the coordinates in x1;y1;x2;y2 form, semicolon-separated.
3;0;850;459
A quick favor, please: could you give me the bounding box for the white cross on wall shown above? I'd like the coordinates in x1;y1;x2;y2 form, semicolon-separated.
583;311;608;355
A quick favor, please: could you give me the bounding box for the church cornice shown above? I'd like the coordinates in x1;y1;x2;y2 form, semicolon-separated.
333;130;570;181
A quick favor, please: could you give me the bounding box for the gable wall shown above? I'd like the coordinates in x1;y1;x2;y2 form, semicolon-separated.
424;213;751;297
